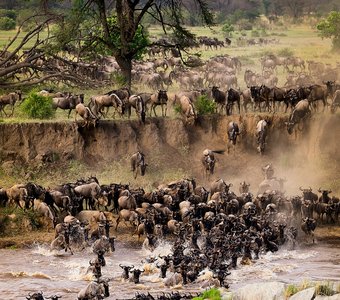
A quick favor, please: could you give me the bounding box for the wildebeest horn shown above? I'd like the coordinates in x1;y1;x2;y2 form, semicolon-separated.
299;186;303;191
318;188;322;193
309;187;312;191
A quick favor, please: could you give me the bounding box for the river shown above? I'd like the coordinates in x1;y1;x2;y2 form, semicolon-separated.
0;235;339;299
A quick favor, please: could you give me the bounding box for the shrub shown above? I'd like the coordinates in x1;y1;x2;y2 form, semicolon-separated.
20;91;55;119
193;288;221;300
285;284;299;298
222;22;235;37
315;282;335;296
195;95;216;115
0;17;16;30
173;103;182;115
0;9;17;20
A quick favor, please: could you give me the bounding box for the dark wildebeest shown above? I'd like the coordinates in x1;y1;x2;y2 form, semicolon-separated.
301;217;317;243
52;94;84;118
149;90;168;117
256;119;268;155
130;151;147;179
130;268;144;284
227;121;240;154
308;84;328;111
126;95;146;123
0;90;22;116
211;86;226;113
285;100;311;136
250;85;271;112
226;88;241;115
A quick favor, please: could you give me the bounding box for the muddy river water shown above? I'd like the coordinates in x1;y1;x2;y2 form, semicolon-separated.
0;236;339;299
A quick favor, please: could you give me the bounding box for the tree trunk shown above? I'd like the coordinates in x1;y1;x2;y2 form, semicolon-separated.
115;55;132;89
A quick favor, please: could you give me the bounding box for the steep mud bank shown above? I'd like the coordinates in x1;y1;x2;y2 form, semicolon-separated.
0;113;339;192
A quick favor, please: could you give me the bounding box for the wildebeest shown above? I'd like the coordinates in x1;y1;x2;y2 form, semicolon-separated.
74;103;98;128
149;90;168;117
89;93;125;118
301;217;317;243
239;181;250;194
50;233;73;254
285;99;311;135
308;84;328;111
130;268;145;284
211;86;226;113
177;95;196;125
77;280;109;299
0;90;22;116
250;85;271;112
130;151;147;179
34;199;56;229
119;264;134;279
227;121;240;154
201;149;216;179
226;88;241;115
74;182;101;210
256;119;268;154
52;94;84;118
6;184;28;209
330;90;340;113
126;95;146;123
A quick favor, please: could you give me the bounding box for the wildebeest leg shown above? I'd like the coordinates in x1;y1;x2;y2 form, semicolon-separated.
152;104;158;117
68;109;72;118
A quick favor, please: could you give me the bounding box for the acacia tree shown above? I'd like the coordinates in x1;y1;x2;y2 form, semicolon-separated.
51;0;214;88
317;11;340;51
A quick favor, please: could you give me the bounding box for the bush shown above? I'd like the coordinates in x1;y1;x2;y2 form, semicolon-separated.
285;284;299;298
20;91;55;119
0;9;17;20
222;22;234;37
0;17;16;30
315;282;335;296
195;95;216;115
193;288;221;300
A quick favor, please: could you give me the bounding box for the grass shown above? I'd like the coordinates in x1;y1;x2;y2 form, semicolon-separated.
284;284;299;298
315;282;336;296
193;288;222;300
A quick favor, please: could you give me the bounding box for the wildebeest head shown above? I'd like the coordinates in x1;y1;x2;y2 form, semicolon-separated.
158;90;168;104
285;120;294;134
119;264;134;279
26;292;44;300
130;268;144;284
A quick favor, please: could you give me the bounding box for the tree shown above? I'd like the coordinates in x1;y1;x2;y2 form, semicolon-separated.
317;11;340;50
0;15;106;89
50;0;214;88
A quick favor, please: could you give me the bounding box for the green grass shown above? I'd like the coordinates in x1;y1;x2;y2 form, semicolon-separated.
284;284;299;298
315;282;336;296
193;288;222;300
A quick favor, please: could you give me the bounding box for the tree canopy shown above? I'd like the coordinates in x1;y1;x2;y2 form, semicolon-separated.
317;11;340;50
48;0;214;87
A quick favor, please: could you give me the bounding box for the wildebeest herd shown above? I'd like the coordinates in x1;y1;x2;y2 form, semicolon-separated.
1;164;339;299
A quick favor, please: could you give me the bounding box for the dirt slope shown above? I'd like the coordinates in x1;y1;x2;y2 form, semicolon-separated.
0;113;339;193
